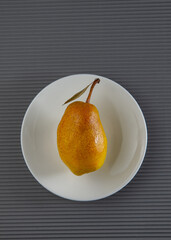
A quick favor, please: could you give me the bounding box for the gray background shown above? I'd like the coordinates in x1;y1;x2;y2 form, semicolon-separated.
0;0;171;239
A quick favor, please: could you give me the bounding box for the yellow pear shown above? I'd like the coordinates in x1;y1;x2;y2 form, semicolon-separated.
57;79;107;176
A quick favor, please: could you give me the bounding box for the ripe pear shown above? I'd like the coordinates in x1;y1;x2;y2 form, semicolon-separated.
57;79;107;176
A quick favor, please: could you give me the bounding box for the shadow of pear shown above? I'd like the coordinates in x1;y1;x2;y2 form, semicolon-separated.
97;97;123;172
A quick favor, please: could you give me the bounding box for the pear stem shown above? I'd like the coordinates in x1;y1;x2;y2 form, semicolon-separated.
86;78;100;103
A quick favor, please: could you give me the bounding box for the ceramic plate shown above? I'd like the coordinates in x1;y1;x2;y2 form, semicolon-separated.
21;74;147;201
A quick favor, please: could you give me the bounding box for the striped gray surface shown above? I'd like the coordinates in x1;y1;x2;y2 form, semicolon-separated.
0;0;171;239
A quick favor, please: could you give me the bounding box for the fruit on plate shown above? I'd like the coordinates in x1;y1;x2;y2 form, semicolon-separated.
57;79;107;176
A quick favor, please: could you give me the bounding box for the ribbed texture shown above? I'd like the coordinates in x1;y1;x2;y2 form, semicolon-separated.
0;0;171;239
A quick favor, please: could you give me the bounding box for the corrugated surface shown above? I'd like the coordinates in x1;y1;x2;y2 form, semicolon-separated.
0;0;171;239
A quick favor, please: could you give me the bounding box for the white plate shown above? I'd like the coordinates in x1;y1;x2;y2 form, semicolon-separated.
21;74;147;201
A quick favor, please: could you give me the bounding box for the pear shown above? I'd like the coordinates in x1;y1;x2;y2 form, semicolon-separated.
57;79;107;176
